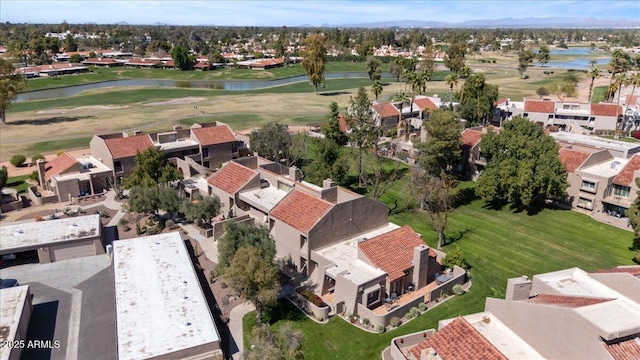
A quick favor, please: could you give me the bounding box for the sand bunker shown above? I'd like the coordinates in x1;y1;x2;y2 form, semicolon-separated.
145;97;207;106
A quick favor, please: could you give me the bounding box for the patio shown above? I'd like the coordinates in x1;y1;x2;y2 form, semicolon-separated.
372;282;437;316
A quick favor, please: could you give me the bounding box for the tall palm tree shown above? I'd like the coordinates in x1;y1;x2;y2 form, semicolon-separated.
391;91;409;137
371;80;383;101
589;59;598;69
445;74;459;106
612;73;627;138
0;59;26;125
587;68;600;103
624;73;640;134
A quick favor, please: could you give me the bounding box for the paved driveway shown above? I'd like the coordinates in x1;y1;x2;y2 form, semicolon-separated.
0;255;116;360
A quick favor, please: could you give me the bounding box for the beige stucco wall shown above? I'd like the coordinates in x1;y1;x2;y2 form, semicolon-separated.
270;219;305;269
90;136;115;170
54;178;81;203
37;238;105;263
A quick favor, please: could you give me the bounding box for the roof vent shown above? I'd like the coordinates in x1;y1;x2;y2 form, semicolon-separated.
184;321;191;326
522;275;529;280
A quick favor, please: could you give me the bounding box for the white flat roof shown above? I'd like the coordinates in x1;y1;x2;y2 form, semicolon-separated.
157;139;199;151
239;186;288;212
457;312;545;359
314;223;399;285
551;132;640;152
0;214;101;253
580;157;628;178
575;300;640;340
0;285;30;360
113;232;219;360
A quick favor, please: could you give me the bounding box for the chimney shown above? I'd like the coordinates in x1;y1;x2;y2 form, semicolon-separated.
322;178;336;189
289;165;301;182
412;244;430;289
133;129;143;136
505;275;532;301
37;159;47;187
173;124;182;131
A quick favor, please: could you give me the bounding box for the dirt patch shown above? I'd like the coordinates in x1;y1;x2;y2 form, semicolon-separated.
36;105;129;115
145;97;207;106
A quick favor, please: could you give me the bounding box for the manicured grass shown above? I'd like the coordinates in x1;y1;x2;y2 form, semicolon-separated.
243;182;635;358
592;85;607;103
6;175;31;193
26;137;93;154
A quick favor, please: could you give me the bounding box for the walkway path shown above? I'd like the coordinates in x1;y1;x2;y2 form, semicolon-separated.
229;302;256;360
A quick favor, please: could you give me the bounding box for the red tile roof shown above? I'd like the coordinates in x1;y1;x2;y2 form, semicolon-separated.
558;147;590;173
82;58;120;65
494;97;508;107
605;334;640;360
104;134;154;159
191;125;237;146
207;161;258;195
410;317;508;360
126;58;161;66
524;99;555;113
461;129;483;147
44;152;79;181
270;189;333;233
626;94;640;107
527;294;614;308
591;103;622;117
372;103;400;118
359;225;435;282
591;266;640;276
613;155;640;186
413;97;439;110
338;115;348;133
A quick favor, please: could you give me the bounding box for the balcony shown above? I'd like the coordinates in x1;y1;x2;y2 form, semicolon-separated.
371;282;437;316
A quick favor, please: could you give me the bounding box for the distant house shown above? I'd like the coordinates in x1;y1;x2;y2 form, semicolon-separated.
124;58;161;68
82;58;123;67
90;132;155;178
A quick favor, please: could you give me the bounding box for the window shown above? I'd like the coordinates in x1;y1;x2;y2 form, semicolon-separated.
278;182;292;192
523;113;529;118
300;235;307;249
577;197;593;210
202;147;209;159
232;142;238;152
581;180;596;192
114;161;123;173
367;289;380;306
613;185;630;198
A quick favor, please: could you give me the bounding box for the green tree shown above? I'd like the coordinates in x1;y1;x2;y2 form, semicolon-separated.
303;137;348;186
180;194;221;226
123;147;182;188
157;184;182;214
415;110;462;175
371;79;383;101
127;186;161;216
587;68;600;103
31;153;45;165
365;56;382;82
0;166;7;189
300;32;327;95
224;246;280;326
250;122;305;165
477;116;568;210
347;87;376;188
441;245;469;270
413;170;457;249
517;49;535;78
537;45;550;67
0;59;26;125
389;57;403;82
444;42;466;75
218;222;276;271
322;101;347;146
64;33;78;52
445;74;458;105
246;323;303;360
69;53;83;63
170;46;192;70
459;73;499;125
536;86;550;99
10;154;26;167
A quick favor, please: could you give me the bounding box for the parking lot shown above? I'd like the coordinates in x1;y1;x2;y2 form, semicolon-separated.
0;255;116;360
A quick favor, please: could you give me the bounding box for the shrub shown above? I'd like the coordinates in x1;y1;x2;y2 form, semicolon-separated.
376;324;385;333
147;226;159;235
453;284;465;295
119;218;130;231
165;219;176;229
34;215;43;221
31;153;45;165
363;318;370;326
409;307;420;318
220;281;227;289
390;317;402;327
135;222;143;235
297;288;325;307
28;171;40;184
10;154;26;167
417;302;426;311
442;245;469;270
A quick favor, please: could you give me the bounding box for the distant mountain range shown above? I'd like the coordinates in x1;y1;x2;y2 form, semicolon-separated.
323;17;640;29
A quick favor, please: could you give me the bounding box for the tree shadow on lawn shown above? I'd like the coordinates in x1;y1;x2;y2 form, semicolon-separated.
9;115;94;126
482;198;570;216
443;227;473;247
319;91;352;96
263;298;306;324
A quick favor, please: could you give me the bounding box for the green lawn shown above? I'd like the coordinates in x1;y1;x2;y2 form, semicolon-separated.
243;182;635;358
26;137;93;155
6;174;31;193
592;85;607;103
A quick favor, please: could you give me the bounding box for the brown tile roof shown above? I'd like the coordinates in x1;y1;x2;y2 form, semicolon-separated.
359;225;435;282
104;134;154;159
44;152;79;181
591;266;640;276
269;189;333;233
207;161;258;195
613;155;640;186
191;126;237;146
626;94;640;107
591;103;622;117
461;129;483;147
413;97;438;110
527;294;614;308
558;147;590;173
372;102;400;118
605;334;640;360
410;317;508;360
524;99;555;113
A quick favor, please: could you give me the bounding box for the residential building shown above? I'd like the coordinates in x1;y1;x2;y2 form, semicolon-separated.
460;128;485;180
0;285;33;360
371;96;440;131
518;99;622;131
388;266;640;360
112;232;222;360
0;214;104;263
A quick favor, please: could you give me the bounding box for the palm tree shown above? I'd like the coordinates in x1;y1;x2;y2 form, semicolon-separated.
371;80;383;101
391;91;409;137
587;68;600;103
612;73;627;138
445;74;459;107
624;73;640;134
589;59;598;69
0;59;26;125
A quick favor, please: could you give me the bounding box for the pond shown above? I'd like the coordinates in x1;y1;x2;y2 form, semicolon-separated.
16;72;383;102
541;58;610;69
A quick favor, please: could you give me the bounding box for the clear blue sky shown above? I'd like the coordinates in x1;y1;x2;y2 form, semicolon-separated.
1;1;637;26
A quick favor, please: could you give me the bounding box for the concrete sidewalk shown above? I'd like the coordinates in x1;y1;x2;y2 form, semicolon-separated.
229;302;256;360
